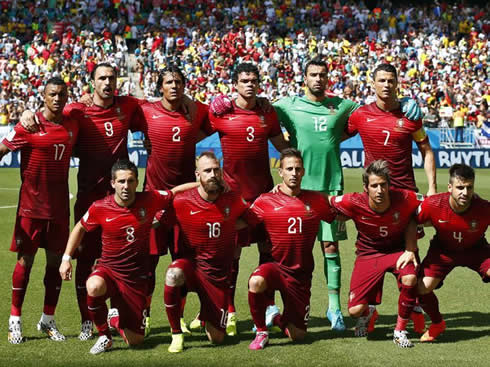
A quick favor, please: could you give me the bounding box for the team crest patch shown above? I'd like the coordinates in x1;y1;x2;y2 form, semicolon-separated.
326;104;337;114
259;115;266;127
394;118;406;132
139;208;146;219
469;220;478;231
393;211;400;223
224;206;230;218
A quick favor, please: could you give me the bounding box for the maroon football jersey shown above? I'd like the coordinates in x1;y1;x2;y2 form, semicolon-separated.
65;96;144;198
244;189;336;282
331;189;423;257
416;192;489;251
81;190;173;282
2;112;79;219
141;101;208;191
347;103;425;192
206;101;282;201
171;187;248;284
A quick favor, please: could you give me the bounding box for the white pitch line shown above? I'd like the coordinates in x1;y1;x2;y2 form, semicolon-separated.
0;188;19;190
0;205;16;209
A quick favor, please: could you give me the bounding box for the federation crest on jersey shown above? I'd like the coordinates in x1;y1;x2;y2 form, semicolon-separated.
394;118;405;132
259;115;266;127
116;106;126;121
469;219;478;232
224;206;230;218
139;208;146;220
392;211;400;224
304;203;313;217
326;104;337;114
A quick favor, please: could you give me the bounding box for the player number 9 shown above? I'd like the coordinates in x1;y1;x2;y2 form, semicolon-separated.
104;121;114;137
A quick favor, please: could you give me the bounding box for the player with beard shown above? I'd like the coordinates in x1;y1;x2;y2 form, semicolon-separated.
416;164;489;342
163;152;248;353
2;77;79;344
20;63;146;340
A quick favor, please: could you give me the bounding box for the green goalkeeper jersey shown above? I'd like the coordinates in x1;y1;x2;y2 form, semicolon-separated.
274;95;359;191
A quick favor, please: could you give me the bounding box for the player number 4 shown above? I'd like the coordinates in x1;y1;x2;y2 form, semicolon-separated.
206;222;221;238
53;144;65;160
288;217;303;234
453;232;463;243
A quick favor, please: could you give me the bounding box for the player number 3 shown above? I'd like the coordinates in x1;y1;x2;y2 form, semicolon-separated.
246;126;255;142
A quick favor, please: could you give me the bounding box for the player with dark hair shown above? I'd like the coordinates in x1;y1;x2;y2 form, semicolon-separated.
20;63;147;340
329;160;423;348
59;159;197;354
1;78;79;344
163;152;249;353
203;62;289;335
416;164;489;342
245;148;337;350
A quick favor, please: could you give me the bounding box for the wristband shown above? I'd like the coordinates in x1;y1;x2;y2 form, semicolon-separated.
62;254;72;262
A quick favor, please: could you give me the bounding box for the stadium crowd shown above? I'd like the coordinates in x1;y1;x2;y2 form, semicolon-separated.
0;0;489;128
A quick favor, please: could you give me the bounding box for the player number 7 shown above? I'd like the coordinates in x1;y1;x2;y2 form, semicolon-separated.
382;130;390;145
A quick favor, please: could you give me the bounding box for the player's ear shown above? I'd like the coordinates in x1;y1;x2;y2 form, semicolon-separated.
111;179;116;189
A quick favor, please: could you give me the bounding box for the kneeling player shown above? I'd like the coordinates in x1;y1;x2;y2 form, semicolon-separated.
60;160;196;354
163;152;248;353
416;164;489;342
330;160;423;348
244;148;337;349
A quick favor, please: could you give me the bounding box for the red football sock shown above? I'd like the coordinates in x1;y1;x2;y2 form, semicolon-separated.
87;294;110;337
227;258;239;313
164;284;182;333
75;260;93;322
419;292;443;324
248;291;267;332
398;284;416;319
11;262;32;316
43;265;62;315
395;315;409;331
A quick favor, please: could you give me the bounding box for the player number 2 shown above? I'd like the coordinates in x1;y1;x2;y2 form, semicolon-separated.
246;126;255;142
313;116;327;132
126;226;135;243
206;222;221;238
172;126;181;142
288;217;303;234
382;130;390;145
453;232;463;243
104;122;114;137
53;144;65;160
379;226;388;237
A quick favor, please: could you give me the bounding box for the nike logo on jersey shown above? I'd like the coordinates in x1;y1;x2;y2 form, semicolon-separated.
438;219;450;223
39;132;48;136
228;116;239;120
361;216;371;220
190;210;202;215
152;114;166;119
274;206;284;211
106;217;120;222
366;118;376;122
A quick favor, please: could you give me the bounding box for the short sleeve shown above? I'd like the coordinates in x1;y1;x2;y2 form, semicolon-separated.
415;197;431;225
313;192;337;223
242;197;265;226
266;108;282;137
1;124;29;151
129;98;147;133
154;190;174;210
80;204;101;232
330;193;356;218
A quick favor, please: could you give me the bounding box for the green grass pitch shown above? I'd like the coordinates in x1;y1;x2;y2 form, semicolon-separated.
0;168;488;367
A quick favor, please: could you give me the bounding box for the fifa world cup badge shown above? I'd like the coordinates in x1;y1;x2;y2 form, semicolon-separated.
224;206;230;218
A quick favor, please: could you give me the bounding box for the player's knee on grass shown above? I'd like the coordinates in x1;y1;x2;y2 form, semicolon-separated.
417;276;440;295
205;322;225;344
287;324;306;341
401;274;417;287
322;241;339;254
249;275;267;293
124;329;144;346
45;250;62;267
165;267;185;287
348;304;367;318
86;275;107;297
17;253;35;268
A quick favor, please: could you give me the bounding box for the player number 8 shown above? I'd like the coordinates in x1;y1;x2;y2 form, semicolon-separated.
126;226;135;243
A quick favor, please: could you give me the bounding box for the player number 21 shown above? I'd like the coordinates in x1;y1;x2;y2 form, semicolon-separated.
53;144;65;160
312;116;327;132
288;217;303;234
206;222;221;238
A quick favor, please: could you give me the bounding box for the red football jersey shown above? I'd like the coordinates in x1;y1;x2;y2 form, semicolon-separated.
2;112;79;219
416;192;489;251
171;187;248;284
244;189;336;282
81;190;173;282
347;103;425;192
331;189;423;257
206;102;282;201
65;96;145;198
141;101;208;191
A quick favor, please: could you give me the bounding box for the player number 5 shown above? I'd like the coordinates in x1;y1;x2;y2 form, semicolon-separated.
206;222;221;238
379;226;388;237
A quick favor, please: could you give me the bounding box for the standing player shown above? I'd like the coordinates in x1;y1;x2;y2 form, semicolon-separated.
346;63;437;333
1;78;79;344
139;65;209;335
245;148;337;350
59;160;197;354
163;152;248;353
206;63;289;335
21;63;147;340
329;160;422;348
416;164;489;342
